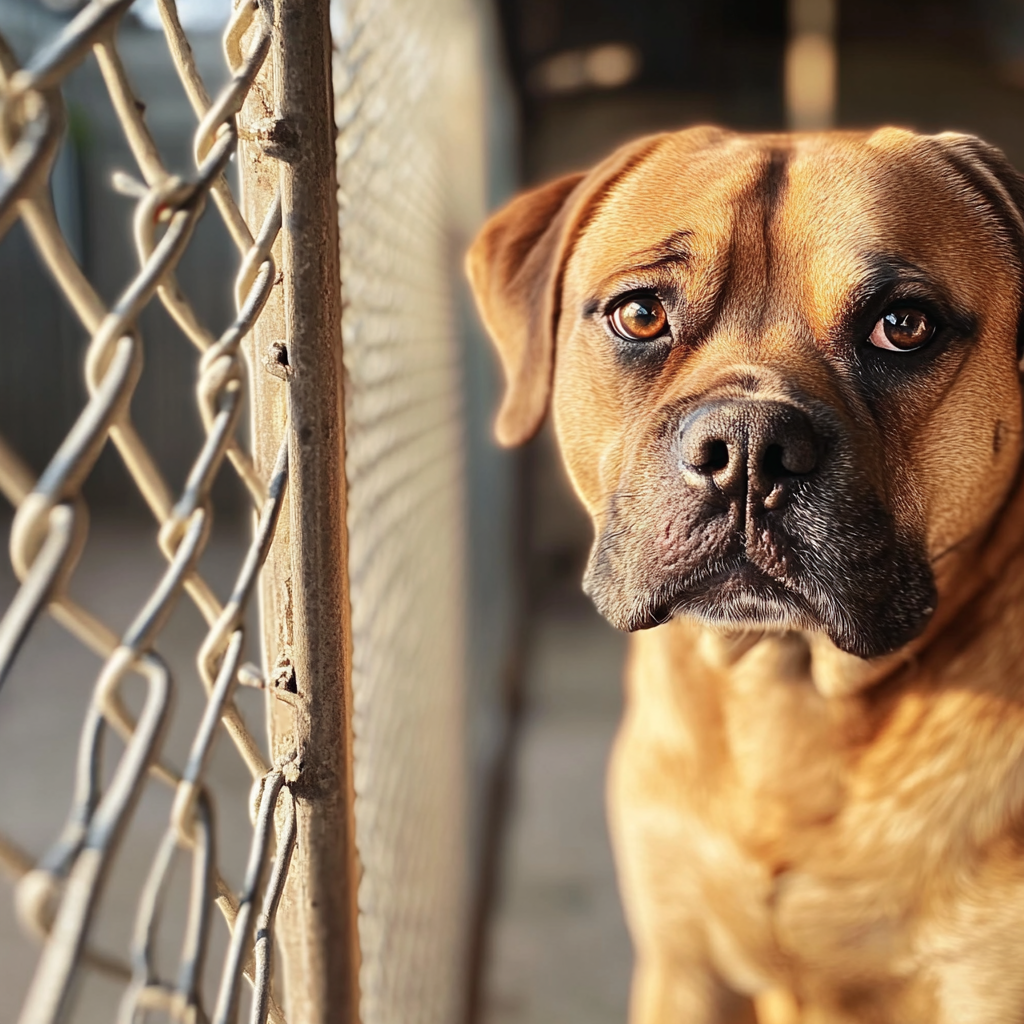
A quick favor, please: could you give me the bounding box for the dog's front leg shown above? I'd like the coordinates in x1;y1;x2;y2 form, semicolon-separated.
629;956;758;1024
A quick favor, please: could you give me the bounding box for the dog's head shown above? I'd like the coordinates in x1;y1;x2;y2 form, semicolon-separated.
467;127;1024;659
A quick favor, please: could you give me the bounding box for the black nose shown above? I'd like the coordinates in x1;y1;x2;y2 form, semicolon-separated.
678;400;820;506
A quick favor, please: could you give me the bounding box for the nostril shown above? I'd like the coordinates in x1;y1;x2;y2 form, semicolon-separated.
762;444;787;479
701;439;730;474
762;439;817;479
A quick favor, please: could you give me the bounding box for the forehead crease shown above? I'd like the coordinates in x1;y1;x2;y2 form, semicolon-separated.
753;144;790;218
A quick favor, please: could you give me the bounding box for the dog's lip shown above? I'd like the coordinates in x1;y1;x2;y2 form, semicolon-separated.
634;556;807;629
668;556;787;597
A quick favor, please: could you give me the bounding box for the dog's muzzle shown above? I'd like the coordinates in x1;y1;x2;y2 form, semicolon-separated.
584;392;936;657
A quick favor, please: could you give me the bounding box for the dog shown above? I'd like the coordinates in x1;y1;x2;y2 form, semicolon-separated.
466;126;1024;1023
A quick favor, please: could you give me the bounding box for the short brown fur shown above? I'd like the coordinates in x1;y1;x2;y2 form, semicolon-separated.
467;127;1024;1022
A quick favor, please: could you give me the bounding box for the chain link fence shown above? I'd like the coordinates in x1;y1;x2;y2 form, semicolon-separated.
0;1;309;1020
0;0;511;1020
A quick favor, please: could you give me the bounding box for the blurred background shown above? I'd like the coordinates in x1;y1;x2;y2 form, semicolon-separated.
480;3;1024;1023
1;1;1024;1023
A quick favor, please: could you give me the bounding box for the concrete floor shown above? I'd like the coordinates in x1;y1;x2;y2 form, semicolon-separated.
480;600;633;1024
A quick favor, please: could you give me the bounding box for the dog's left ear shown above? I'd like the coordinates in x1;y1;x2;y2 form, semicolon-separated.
933;132;1024;362
466;133;668;446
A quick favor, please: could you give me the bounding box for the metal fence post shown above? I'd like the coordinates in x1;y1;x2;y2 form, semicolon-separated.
239;1;361;1021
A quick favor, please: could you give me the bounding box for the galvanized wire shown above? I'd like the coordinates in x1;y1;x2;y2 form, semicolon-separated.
0;1;298;1021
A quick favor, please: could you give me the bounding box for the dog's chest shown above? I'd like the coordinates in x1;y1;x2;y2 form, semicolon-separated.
617;627;1024;994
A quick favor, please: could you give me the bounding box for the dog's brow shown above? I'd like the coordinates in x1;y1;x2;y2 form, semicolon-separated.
585;230;694;308
851;257;927;302
623;229;693;271
842;256;939;318
837;255;976;339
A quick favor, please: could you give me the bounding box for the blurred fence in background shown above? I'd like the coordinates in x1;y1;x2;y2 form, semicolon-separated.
332;1;516;1020
0;0;515;1022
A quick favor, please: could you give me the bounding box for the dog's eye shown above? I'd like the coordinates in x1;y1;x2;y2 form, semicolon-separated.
610;297;668;341
868;308;935;352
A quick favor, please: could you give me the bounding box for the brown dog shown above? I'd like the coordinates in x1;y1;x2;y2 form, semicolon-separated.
467;126;1024;1023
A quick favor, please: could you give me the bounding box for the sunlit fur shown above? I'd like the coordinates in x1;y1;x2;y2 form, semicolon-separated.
467;127;1024;1023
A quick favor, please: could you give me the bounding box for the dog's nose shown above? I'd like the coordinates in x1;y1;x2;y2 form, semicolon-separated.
678;400;819;505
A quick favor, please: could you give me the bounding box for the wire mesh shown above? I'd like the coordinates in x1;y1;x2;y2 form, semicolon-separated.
0;1;300;1021
332;0;497;1020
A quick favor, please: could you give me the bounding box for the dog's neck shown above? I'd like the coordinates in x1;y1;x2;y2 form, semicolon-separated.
691;628;881;699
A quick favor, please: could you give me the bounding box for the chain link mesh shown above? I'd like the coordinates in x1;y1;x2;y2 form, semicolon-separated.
333;0;494;1019
0;1;300;1020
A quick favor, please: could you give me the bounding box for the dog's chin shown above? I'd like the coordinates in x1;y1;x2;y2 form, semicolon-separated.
585;557;936;660
630;560;812;633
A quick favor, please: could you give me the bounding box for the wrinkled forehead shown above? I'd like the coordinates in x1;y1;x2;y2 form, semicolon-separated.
564;131;1020;318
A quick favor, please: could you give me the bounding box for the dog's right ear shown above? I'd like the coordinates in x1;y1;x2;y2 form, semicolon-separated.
465;172;585;447
466;134;668;447
929;131;1024;364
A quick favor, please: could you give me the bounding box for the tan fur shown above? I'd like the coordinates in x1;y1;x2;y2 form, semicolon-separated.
467;127;1024;1022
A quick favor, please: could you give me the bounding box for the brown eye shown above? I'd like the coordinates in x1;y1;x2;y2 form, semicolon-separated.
610;297;668;341
868;308;936;352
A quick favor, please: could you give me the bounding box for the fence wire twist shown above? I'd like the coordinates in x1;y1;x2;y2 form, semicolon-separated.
0;1;298;1021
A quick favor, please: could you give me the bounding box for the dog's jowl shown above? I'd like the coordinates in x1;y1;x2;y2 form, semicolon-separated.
468;127;1024;1023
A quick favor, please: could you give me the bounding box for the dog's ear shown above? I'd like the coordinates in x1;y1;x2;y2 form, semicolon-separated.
465;172;584;446
933;132;1024;238
466;134;667;446
932;132;1024;363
